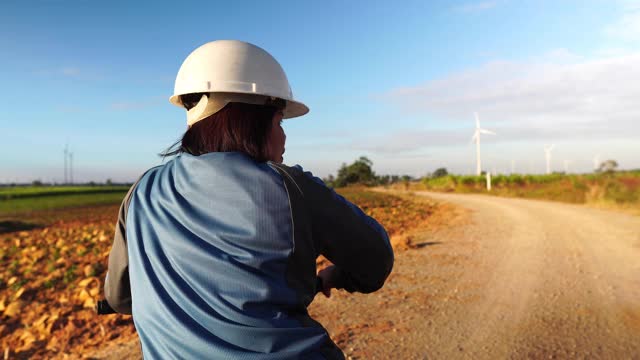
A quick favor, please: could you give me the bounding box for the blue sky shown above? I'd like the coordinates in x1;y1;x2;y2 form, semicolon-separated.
1;0;639;183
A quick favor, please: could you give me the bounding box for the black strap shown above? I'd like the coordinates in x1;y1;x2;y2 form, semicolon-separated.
96;299;116;315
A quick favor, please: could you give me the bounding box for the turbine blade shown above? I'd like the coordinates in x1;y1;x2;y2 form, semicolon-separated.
479;129;495;135
474;112;480;129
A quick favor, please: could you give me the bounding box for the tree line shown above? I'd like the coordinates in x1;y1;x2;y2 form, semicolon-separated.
322;156;438;188
322;156;626;188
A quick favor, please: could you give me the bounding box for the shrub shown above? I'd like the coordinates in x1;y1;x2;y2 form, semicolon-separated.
571;178;588;191
423;175;457;191
604;180;639;204
508;174;526;186
458;175;482;186
492;174;508;187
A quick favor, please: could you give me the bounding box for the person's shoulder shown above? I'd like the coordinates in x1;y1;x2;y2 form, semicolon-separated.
271;162;319;174
128;163;169;193
141;163;165;180
268;162;329;189
268;162;315;180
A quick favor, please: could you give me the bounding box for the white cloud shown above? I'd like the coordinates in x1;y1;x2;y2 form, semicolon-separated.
453;1;499;13
349;130;468;154
110;96;165;111
605;7;640;42
110;101;151;111
61;67;81;76
344;49;640;173
386;50;640;133
620;0;640;11
595;47;639;57
55;105;86;113
32;66;104;80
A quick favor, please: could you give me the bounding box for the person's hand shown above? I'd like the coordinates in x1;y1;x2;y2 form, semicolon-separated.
317;265;338;298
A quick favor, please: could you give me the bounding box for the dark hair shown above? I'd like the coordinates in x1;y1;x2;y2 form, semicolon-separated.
161;94;284;162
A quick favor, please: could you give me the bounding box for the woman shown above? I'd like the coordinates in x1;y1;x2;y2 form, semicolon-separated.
104;40;393;359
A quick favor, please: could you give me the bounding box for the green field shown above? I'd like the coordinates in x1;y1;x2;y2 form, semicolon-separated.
0;186;129;200
0;186;129;215
419;171;640;209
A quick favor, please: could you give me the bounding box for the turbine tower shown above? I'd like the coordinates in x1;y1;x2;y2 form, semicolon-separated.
64;144;69;184
471;112;496;175
544;144;555;174
593;154;601;172
69;152;73;184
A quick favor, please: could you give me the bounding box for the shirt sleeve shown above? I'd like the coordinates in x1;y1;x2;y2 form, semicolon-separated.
289;164;394;293
103;183;138;314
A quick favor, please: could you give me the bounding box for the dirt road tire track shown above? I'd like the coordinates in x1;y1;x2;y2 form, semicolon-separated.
354;191;640;359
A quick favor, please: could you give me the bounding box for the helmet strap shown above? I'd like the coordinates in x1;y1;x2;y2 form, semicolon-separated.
186;94;228;127
186;93;285;127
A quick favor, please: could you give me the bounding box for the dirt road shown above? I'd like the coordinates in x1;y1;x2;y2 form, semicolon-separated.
88;192;640;359
310;192;640;359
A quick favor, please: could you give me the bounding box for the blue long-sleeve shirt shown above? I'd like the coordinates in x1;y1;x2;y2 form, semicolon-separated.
104;152;393;359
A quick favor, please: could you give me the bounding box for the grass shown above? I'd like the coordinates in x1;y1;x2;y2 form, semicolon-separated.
336;187;398;208
0;191;128;216
0;186;129;200
335;186;433;238
418;171;640;210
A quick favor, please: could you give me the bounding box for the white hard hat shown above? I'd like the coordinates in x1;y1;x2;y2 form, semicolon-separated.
170;40;309;125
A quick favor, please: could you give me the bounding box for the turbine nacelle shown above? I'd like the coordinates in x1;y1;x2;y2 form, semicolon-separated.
470;112;496;142
544;144;555;153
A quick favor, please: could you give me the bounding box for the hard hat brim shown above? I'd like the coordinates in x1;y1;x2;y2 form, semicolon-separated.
170;92;309;119
283;99;309;119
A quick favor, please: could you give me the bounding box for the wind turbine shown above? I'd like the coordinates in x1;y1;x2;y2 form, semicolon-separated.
64;144;69;184
544;144;555;174
69;152;73;184
471;112;496;175
593;154;601;172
